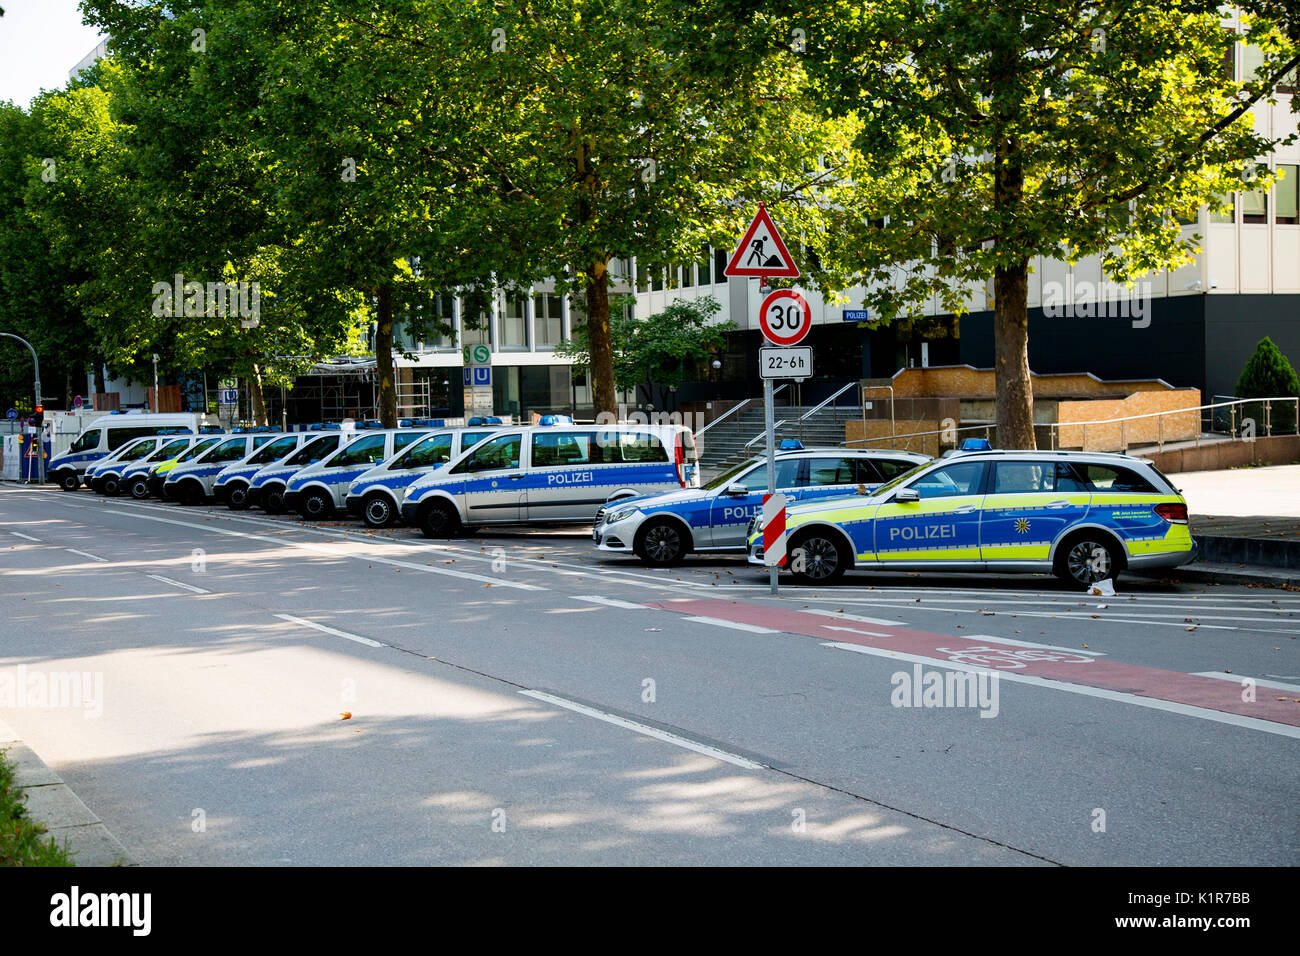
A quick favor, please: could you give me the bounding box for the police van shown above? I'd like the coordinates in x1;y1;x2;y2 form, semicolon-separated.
145;436;226;499
85;436;178;496
284;428;437;519
247;433;346;514
212;433;316;509
343;427;504;528
162;432;289;505
595;446;930;565
47;413;204;490
117;436;209;499
399;423;700;538
747;447;1197;588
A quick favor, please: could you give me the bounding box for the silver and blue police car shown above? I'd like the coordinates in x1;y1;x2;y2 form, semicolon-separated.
284;428;437;520
594;446;930;566
746;442;1197;588
162;432;287;505
212;433;316;509
116;436;209;499
247;432;346;514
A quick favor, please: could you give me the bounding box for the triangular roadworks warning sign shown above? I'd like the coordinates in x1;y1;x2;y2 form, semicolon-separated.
724;203;800;279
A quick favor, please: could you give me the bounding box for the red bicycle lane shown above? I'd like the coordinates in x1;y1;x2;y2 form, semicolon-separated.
646;598;1300;731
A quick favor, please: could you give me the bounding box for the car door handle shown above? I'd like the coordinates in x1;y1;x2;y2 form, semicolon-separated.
508;474;525;480
1047;499;1071;508
953;504;976;514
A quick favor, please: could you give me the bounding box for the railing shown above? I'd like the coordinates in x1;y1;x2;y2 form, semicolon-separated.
839;395;1300;455
743;383;859;448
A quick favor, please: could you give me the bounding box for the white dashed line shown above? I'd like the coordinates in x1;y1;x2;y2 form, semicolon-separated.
10;531;40;541
1192;672;1300;693
572;595;658;610
682;616;779;634
275;613;385;648
145;574;210;594
64;548;107;562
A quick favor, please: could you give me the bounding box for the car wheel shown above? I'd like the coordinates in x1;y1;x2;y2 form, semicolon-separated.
128;476;150;499
419;501;461;538
56;471;80;491
261;485;286;514
1057;535;1121;589
299;490;333;520
635;518;687;567
176;481;203;506
102;476;121;496
787;530;848;585
362;493;395;528
226;482;250;510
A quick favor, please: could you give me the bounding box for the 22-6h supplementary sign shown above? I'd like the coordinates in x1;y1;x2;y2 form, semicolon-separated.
760;346;812;380
724;203;800;279
759;289;811;346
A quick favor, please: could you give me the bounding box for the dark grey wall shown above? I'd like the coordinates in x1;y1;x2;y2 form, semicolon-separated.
959;296;1208;394
1204;295;1300;398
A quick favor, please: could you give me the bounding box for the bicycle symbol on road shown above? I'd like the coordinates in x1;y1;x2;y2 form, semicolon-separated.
936;645;1097;670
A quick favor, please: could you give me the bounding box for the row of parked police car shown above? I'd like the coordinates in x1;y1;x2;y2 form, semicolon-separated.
44;411;1198;589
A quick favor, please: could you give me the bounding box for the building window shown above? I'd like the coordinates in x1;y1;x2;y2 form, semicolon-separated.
534;293;564;348
459;287;492;347
713;247;726;280
1277;165;1299;224
501;291;528;349
1209;193;1234;224
697;247;711;285
1243;182;1268;224
429;293;455;349
651;267;664;292
681;261;694;288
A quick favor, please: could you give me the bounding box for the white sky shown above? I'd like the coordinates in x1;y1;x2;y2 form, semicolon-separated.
0;0;106;109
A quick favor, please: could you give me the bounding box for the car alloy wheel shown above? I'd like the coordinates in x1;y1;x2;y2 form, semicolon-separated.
789;533;845;584
58;472;80;491
301;491;331;520
129;477;150;499
102;476;120;496
226;484;249;509
1065;538;1115;587
638;520;684;566
363;494;393;528
421;502;459;538
261;486;286;514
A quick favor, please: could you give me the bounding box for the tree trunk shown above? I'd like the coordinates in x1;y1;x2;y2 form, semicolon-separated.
249;362;268;426
64;369;74;409
92;355;105;395
375;284;397;427
586;259;617;419
993;260;1035;448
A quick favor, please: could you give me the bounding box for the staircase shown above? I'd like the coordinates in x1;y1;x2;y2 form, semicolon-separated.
696;403;858;478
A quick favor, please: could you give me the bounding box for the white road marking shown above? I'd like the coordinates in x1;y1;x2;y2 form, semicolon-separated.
145;574;210;595
572;595;658;611
682;615;779;634
275;613;385;648
519;690;765;769
10;531;40;541
64;548;107;562
822;625;892;637
1192;672;1300;693
955;634;1106;656
821;642;1300;740
803;608;906;627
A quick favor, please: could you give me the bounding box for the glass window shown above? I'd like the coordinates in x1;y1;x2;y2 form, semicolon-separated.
332;435;387;467
1241;43;1266;84
107;427;153;450
501;292;528;348
286;435;339;466
1244;181;1268;224
713;247;727;280
651;267;664;292
396;433;453;469
874;458;919;480
430;293;456;349
1078;463;1159;493
248;436;299;463
808;457;860;486
452;433;522;473
1209;192;1234;223
70;430;101;452
532;431;597;466
681;262;693;288
992;461;1059;494
150;439;192;461
697;247;712;286
534;293;564;348
393;432;425;451
460;431;495;449
597;430;669;463
1277;165;1298;224
178;439;220;462
116;441;156;462
908;461;985;498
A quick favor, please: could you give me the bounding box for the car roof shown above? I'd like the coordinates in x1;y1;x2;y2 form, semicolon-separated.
938;449;1154;465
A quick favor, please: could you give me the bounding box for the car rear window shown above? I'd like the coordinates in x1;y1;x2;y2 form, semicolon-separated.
1078;463;1160;494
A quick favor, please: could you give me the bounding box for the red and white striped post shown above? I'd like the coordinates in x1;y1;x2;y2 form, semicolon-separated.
763;493;788;593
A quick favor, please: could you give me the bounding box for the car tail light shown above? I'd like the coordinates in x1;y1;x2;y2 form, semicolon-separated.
675;437;686;488
1154;502;1188;524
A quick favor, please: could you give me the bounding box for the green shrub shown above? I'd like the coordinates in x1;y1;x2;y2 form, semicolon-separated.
1235;337;1300;398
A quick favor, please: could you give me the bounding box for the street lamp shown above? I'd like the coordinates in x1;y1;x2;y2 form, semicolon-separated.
152;353;160;412
0;331;44;483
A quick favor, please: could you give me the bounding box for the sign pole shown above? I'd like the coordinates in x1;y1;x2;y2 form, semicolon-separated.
764;376;778;595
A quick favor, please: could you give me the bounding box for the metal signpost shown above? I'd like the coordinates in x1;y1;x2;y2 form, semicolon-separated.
724;205;806;595
0;332;44;483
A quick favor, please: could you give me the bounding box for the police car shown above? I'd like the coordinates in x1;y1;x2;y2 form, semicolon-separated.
284;428;437;519
85;436;176;495
145;436;225;499
247;433;346;514
344;427;504;528
746;443;1196;588
400;423;700;538
594;446;930;566
163;432;289;505
212;433;316;509
116;437;209;499
47;413;202;490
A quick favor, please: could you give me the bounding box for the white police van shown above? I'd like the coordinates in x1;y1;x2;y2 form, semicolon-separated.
117;436;210;499
343;427;504;527
163;432;289;505
399;423;700;538
85;436;177;495
212;433;316;509
247;432;347;514
284;428;437;519
47;412;204;490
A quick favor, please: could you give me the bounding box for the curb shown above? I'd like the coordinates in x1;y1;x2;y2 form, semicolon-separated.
0;719;134;866
1133;562;1300;590
1192;533;1300;571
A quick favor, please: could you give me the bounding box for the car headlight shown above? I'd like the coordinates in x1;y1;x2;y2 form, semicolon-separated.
751;516;765;535
606;507;639;525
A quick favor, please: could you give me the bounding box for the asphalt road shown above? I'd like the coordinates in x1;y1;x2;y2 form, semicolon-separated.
1;484;1297;866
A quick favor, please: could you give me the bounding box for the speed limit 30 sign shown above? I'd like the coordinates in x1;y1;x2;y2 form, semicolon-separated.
759;289;811;346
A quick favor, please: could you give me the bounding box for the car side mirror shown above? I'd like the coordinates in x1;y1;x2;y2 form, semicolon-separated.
895;487;920;503
725;483;748;496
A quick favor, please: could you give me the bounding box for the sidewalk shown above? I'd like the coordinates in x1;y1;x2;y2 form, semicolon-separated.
0;719;133;866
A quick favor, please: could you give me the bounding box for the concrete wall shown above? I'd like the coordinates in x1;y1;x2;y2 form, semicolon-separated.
1145;434;1300;473
845;419;944;457
1054;389;1202;451
1203;295;1300;398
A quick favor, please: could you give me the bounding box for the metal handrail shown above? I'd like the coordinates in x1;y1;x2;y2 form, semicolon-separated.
800;381;859;421
694;399;752;439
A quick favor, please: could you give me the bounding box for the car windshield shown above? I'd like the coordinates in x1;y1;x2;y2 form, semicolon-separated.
116;441;156;462
872;460;931;496
702;457;762;491
147;440;192;461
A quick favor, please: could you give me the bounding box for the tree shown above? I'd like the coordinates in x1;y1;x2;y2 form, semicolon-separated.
1236;337;1300;398
557;296;734;411
726;0;1300;447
